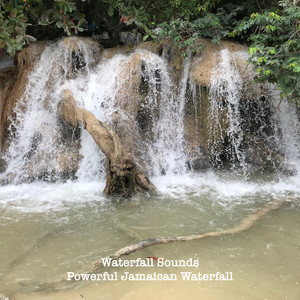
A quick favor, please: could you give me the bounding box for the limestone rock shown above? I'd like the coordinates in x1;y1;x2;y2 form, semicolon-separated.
62;36;102;53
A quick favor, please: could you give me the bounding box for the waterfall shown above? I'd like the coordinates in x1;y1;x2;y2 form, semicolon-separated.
64;54;128;181
63;49;191;178
1;38;100;183
150;54;191;175
269;86;300;172
208;49;246;170
0;38;299;184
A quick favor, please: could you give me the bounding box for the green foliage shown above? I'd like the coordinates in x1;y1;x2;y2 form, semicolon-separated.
0;0;263;57
0;0;299;106
38;0;85;36
99;0;227;41
153;4;243;55
232;0;300;104
168;0;221;19
0;0;34;56
0;0;86;56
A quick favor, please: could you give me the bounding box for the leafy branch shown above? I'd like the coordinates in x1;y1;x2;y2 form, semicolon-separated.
0;0;86;56
232;0;300;104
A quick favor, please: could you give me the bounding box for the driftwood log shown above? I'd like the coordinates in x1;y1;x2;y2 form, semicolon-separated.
77;199;284;274
58;90;156;197
33;198;286;292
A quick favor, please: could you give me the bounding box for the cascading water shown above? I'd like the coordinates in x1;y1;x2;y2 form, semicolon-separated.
150;54;191;175
271;88;300;171
1;38;299;182
0;37;299;300
1;38;195;183
64;54;128;181
1;38;101;183
62;48;191;178
1;37;299;183
208;49;246;170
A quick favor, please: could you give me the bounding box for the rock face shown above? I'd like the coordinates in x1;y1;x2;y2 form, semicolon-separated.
0;37;294;182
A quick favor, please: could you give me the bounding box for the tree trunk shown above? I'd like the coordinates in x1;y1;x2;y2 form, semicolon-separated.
58;89;156;197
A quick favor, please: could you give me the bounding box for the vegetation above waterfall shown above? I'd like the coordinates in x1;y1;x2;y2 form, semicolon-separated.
232;1;300;104
0;0;299;103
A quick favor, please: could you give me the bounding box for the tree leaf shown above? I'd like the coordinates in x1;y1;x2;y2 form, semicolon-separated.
108;5;114;17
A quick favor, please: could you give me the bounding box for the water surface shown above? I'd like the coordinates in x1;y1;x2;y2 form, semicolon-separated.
0;173;299;299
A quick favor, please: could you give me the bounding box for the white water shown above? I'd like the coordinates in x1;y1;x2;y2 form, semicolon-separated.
65;49;189;177
273;92;300;171
0;38;299;299
151;54;191;175
208;49;245;169
2;38;100;183
0;172;299;299
0;171;299;214
3;40;192;181
1;38;299;181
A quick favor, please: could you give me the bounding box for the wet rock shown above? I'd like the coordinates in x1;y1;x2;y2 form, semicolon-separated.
0;49;14;71
119;31;142;46
187;156;211;171
60;37;102;79
138;40;184;83
0;157;6;173
190;39;261;100
242;133;290;172
62;36;102;53
184;84;227;160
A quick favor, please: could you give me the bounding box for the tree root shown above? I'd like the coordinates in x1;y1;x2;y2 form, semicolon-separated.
58;90;156;197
